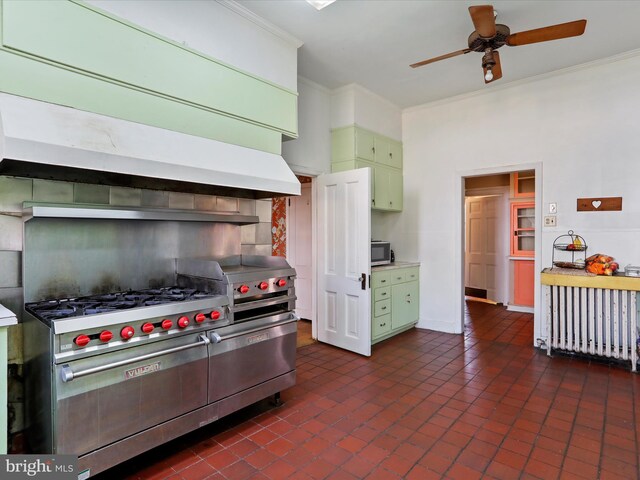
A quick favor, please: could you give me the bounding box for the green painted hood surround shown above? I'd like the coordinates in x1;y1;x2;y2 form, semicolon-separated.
0;93;301;198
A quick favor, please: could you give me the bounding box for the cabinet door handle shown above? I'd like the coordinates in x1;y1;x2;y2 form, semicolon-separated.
372;147;375;153
380;279;386;283
381;306;387;310
381;292;387;296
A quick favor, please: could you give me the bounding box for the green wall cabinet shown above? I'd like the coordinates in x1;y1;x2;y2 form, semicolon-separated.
374;166;403;211
371;265;419;344
331;126;403;211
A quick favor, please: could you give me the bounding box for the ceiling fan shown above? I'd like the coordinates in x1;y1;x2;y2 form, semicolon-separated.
410;5;587;83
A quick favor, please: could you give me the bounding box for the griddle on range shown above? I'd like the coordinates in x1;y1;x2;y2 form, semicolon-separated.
26;287;217;321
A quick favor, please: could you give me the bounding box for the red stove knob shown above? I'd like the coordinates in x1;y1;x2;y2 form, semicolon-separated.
210;310;221;320
277;279;287;287
99;330;113;343
161;319;173;330
74;334;90;347
239;285;250;294
120;326;135;340
258;281;269;290
194;313;206;323
178;316;190;328
141;322;155;334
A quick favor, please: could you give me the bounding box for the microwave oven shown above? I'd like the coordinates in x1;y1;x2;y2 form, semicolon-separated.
371;241;392;266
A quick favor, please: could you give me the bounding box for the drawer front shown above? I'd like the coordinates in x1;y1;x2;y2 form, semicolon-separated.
374;286;391;302
372;271;392;289
404;267;419;283
374;299;391;317
372;313;391;337
390;270;406;284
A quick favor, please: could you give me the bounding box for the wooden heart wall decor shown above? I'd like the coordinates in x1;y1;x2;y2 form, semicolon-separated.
577;197;622;211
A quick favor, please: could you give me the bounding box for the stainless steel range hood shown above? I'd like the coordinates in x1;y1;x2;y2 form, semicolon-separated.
0;93;300;198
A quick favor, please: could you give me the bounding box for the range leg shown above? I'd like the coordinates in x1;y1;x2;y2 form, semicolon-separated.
272;392;282;407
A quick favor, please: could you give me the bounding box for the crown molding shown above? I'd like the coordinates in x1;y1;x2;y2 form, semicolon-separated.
217;0;303;48
297;75;332;94
330;83;401;111
404;47;640;115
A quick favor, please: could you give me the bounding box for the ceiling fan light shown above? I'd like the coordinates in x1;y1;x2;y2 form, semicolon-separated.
484;68;494;82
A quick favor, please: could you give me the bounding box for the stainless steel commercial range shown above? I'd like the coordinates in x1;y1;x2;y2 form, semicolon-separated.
177;255;298;404
22;204;298;478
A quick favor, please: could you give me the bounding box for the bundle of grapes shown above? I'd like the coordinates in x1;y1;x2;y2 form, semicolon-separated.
585;254;619;276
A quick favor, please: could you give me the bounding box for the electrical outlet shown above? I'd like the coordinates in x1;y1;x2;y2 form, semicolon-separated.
549;203;557;214
544;215;557;226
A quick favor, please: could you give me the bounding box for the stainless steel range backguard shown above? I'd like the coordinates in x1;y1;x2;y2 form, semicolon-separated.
177;255;297;325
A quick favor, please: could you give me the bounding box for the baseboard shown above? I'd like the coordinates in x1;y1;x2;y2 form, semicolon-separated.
416;319;462;334
506;304;534;313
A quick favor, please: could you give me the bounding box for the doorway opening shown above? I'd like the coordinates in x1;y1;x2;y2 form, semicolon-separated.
284;175;316;348
462;167;539;336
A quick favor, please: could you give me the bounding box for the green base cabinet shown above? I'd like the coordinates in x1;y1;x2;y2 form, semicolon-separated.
371;265;419;344
391;281;419;330
331;126;403;212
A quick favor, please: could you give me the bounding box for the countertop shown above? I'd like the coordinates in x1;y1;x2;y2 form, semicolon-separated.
372;261;420;272
0;304;18;328
541;268;640;291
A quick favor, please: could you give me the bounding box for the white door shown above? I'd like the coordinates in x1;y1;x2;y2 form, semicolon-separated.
317;168;371;356
465;195;507;303
288;182;313;321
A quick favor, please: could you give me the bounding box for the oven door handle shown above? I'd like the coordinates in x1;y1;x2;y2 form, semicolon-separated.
209;313;300;344
60;334;210;383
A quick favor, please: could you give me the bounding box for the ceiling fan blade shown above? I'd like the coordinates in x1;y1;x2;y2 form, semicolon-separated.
410;49;471;68
468;5;496;38
506;19;586;46
484;51;502;83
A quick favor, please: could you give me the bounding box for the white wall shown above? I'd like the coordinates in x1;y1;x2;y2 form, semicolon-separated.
283;80;404;176
282;77;332;175
399;52;640;339
330;84;402;141
87;0;300;91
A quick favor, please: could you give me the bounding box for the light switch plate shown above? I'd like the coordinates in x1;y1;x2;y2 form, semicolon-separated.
549;202;557;214
544;215;557;226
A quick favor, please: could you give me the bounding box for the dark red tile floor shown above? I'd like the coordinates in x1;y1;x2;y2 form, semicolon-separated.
96;301;640;479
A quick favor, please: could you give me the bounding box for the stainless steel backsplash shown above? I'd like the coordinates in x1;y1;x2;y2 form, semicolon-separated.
23;219;240;302
0;174;273;348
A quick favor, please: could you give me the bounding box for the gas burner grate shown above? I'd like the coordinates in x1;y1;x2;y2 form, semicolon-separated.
38;308;78;320
26;286;217;320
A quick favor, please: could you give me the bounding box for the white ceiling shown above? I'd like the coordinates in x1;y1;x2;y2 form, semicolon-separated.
236;0;640;108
